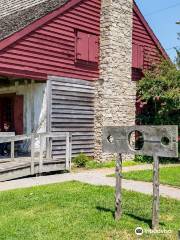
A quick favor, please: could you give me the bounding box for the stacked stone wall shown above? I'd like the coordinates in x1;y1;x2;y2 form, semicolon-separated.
94;0;136;161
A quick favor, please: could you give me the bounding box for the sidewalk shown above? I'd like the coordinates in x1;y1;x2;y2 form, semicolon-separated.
0;165;180;200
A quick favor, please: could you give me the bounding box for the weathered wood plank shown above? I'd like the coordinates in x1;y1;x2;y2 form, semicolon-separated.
51;128;94;132
49;77;95;158
115;154;123;220
51;118;93;123
10;141;15;161
65;132;70;170
49;76;95;86
31;134;35;175
52;114;94;119
52;105;94;110
51;82;95;90
52;95;94;102
52;99;94;106
52;87;95;94
52;109;94;115
152;155;160;230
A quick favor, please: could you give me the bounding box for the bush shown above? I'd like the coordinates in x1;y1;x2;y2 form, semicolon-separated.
134;155;179;164
134;155;153;163
73;152;92;168
137;60;180;163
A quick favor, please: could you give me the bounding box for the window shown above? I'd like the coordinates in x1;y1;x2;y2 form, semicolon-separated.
132;43;144;69
76;31;99;64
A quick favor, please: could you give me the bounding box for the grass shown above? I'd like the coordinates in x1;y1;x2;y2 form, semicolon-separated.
0;181;180;240
121;166;180;188
84;160;144;169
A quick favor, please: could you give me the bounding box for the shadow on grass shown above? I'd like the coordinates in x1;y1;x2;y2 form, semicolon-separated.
96;206;165;228
125;213;165;228
96;206;115;218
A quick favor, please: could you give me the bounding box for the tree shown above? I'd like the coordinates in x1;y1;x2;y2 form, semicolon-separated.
137;60;180;126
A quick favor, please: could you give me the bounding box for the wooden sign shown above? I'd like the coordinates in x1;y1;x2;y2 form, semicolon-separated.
102;125;179;230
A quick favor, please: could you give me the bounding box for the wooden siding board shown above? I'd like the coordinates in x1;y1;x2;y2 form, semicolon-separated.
0;0;100;81
132;4;167;81
49;76;95;157
0;0;167;84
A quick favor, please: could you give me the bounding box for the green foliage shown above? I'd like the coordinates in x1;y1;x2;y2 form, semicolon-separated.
137;60;180;126
73;152;92;168
137;60;180;163
134;155;153;163
134;155;178;164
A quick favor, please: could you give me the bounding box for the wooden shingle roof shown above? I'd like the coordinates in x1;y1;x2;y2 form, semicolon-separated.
0;0;68;40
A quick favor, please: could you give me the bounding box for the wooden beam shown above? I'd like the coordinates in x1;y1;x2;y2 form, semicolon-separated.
30;80;35;132
39;135;44;174
115;153;123;220
152;155;160;230
31;134;35;175
10;141;15;161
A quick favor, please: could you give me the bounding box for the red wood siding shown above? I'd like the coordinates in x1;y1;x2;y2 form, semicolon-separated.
0;0;167;82
0;0;100;81
132;5;167;81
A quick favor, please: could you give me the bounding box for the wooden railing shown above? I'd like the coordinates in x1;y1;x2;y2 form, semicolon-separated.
0;132;72;174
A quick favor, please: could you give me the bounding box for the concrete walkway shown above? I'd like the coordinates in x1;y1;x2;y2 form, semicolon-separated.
0;165;180;200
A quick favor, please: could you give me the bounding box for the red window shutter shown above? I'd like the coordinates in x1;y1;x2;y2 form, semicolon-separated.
14;95;24;134
89;34;99;63
132;44;144;69
76;31;89;61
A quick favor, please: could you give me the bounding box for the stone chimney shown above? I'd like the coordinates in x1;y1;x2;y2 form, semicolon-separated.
94;0;136;161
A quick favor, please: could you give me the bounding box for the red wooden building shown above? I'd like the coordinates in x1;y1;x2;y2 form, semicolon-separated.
0;0;168;159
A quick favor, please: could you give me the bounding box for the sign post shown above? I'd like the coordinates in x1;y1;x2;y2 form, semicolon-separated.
152;155;160;230
115;153;123;220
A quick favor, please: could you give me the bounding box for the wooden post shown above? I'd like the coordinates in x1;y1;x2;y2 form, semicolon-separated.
69;133;72;171
31;134;35;175
115;153;123;220
30;80;35;133
39;134;44;174
65;132;70;170
11;140;15;160
46;137;52;160
152;155;160;230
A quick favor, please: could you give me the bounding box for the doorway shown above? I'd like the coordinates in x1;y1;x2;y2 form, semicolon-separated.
0;94;24;134
0;95;14;131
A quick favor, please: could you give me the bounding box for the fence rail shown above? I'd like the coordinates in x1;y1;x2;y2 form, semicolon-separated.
0;132;72;174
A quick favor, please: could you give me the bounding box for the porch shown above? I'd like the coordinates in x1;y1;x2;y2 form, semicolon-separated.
0;132;72;182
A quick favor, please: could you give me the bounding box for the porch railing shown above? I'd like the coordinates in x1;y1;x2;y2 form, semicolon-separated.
0;132;72;174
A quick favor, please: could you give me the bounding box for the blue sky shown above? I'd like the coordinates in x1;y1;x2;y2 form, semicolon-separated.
135;0;180;62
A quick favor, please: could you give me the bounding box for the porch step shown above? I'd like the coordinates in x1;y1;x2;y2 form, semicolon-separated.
0;158;66;182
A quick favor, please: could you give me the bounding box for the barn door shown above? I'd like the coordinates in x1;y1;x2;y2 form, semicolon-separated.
14;95;24;135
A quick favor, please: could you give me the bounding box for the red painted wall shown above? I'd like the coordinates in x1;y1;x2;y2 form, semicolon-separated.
132;6;165;81
0;0;167;82
0;0;100;81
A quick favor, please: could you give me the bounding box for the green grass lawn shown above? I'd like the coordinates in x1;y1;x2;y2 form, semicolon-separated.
0;182;179;240
121;166;180;188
